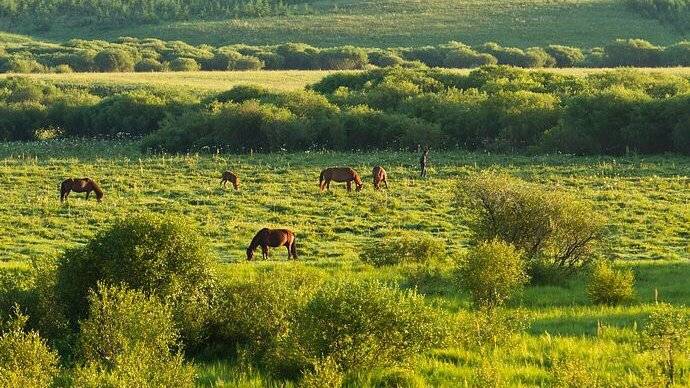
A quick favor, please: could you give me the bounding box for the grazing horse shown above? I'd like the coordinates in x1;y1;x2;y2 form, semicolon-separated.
372;166;388;190
220;171;240;190
60;178;103;203
319;167;363;192
246;228;297;261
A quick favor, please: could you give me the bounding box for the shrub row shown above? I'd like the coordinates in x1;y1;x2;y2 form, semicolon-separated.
4;37;690;74
2;66;690;155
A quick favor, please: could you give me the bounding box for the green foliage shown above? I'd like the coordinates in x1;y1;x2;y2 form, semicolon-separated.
94;48;135;72
360;231;444;267
0;309;59;388
627;0;690;31
294;279;448;373
550;355;601;388
456;308;529;350
586;261;635;306
604;39;663;67
367;367;425;388
210;266;324;375
545;45;585;67
459;239;528;308
135;58;165;72
55;214;216;348
640;303;690;386
299;357;343;388
456;172;606;282
319;46;368;70
73;285;194;387
169;57;201;71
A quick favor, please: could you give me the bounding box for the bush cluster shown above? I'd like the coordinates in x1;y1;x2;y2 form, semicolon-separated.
3;66;690;155
4;36;690;75
586;261;635;305
55;214;216;348
458;239;528;308
455;172;606;283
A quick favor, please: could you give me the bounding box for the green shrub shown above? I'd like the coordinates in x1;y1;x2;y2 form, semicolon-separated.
360;231;444;266
661;41;690;66
604;39;662;67
545;45;585;67
319;46;368;70
586;261;635;305
55;214;216;349
459;239;528;308
455;172;606;282
94;49;134;72
210;266;325;375
78;284;178;363
550;355;601;388
73;284;195;387
135;58;165;72
640;303;690;387
300;357;343;388
443;47;497;68
0;310;59;388
368;50;405;67
294;279;448;373
275;43;321;69
472;360;505;388
51;64;73;73
0;57;45;73
169;57;200;71
233;55;264;70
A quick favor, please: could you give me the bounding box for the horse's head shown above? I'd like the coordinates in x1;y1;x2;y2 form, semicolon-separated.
246;247;254;261
355;182;363;192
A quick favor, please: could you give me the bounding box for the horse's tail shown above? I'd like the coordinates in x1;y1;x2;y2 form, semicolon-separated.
290;234;298;259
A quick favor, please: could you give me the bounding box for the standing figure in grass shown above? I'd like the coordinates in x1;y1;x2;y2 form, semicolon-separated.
420;146;429;178
60;178;104;203
319;167;363;192
221;171;240;190
246;228;298;260
372;165;389;190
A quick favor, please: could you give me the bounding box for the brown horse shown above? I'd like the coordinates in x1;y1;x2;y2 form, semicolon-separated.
60;178;103;203
372;166;388;190
246;228;297;260
319;167;363;192
221;171;240;190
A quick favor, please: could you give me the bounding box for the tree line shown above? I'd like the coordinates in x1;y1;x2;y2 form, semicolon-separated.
1;66;688;155
3;37;690;74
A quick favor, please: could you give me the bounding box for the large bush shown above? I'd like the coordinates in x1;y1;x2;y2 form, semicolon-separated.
640;303;690;387
94;48;135;72
168;57;200;71
210;266;325;376
55;214;216;348
458;239;528;308
73;284;195;387
455;172;606;282
604;39;663;67
360;231;444;266
545;45;585;67
0;310;59;388
319;46;368;70
586;261;635;306
294;279;448;373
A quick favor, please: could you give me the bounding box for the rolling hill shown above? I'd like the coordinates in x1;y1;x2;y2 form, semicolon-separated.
1;0;687;48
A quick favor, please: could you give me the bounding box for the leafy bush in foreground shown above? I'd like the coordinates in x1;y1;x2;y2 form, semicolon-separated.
73;285;195;387
294;279;448;373
459;239;528;308
640;303;690;387
360;231;444;266
55;214;216;349
586;261;635;306
456;172;606;282
0;310;59;388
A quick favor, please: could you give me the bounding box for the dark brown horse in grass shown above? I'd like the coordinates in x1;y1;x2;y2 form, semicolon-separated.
60;178;103;203
319;167;363;192
372;166;388;190
220;171;240;190
246;228;297;261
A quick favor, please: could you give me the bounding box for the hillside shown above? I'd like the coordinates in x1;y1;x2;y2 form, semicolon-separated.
1;0;687;48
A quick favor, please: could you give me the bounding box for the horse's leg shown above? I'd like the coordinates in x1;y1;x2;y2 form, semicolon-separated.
290;240;298;260
326;179;331;191
384;178;388;189
286;245;291;260
85;190;90;200
347;181;352;192
262;245;269;260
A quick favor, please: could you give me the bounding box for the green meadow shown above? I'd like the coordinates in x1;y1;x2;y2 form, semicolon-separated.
12;0;688;48
1;139;688;385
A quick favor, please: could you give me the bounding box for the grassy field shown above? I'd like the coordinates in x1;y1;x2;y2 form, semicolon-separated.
8;0;688;48
4;67;690;94
1;140;688;385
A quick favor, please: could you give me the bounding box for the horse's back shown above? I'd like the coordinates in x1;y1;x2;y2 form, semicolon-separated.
323;167;357;182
